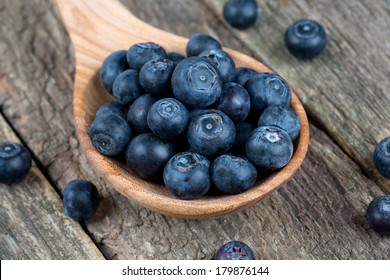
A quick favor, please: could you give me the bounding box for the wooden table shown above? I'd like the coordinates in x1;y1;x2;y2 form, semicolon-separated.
0;0;389;260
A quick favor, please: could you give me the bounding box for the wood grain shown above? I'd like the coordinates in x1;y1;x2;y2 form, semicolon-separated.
0;0;388;259
204;0;390;193
0;114;104;259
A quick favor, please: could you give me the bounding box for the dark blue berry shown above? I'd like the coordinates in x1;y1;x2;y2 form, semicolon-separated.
223;0;258;29
100;50;129;95
127;94;157;134
374;137;390;179
172;57;222;108
258;105;300;141
63;179;100;220
89;113;132;156
186;33;222;57
199;49;236;83
231;122;253;154
234;67;257;87
285;19;327;59
125;133;175;180
112;69;143;106
211;154;257;194
217;82;251;123
126;42;167;71
366;195;390;235
246;126;293;170
139;59;175;95
0;142;32;184
147;98;189;140
246;72;292;112
167;52;186;65
187;110;236;156
95;101;129;120
214;240;255;260
163;152;210;200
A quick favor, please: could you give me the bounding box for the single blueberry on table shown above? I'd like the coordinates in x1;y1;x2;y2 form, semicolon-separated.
112;69;143;106
199;49;236;83
285;19;327;59
374;137;390;179
126;42;167;71
163;152;210;200
172;57;222;108
246;125;293;170
366;195;390;235
246;72;292;112
95;100;129;120
188;110;236;156
186;33;222;57
167;52;186;65
100;50;129;95
89;113;132;156
234;67;257;87
258;105;300;141
223;0;258;29
216;82;251;123
127;94;157;134
214;240;255;260
211;154;257;194
63;179;100;220
139;58;175;95
125;133;175;180
147;98;189;140
0;142;32;184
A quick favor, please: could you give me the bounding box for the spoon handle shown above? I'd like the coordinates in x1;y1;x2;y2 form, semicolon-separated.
53;0;187;57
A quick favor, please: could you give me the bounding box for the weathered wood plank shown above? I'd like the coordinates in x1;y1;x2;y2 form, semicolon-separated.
0;0;388;259
204;0;390;193
0;114;104;259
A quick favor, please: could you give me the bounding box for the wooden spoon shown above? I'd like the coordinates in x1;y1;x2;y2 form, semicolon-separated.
54;0;309;219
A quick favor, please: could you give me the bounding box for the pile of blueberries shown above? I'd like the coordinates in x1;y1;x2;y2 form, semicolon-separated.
91;32;300;200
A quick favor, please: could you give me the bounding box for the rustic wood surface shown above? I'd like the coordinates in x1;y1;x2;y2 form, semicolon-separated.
0;0;389;259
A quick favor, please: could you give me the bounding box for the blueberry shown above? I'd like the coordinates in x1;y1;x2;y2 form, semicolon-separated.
366;195;390;235
125;133;175;180
63;179;100;220
126;42;167;71
172;57;222;108
234;67;257;87
211;154;257;194
167;52;186;65
258;105;300;141
285;19;327;59
246;126;293;170
127;94;157;134
216;82;251;123
187;110;236;156
100;50;129;94
112;69;143;106
163;152;210;200
214;240;255;260
374;137;390;179
186;33;222;57
231;122;253;154
199;49;236;84
147;98;189;140
139;59;175;95
223;0;258;29
246;72;292;112
0;142;32;184
89;113;132;156
95;100;129;120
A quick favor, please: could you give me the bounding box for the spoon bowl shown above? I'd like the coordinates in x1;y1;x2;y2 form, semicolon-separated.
54;0;309;218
